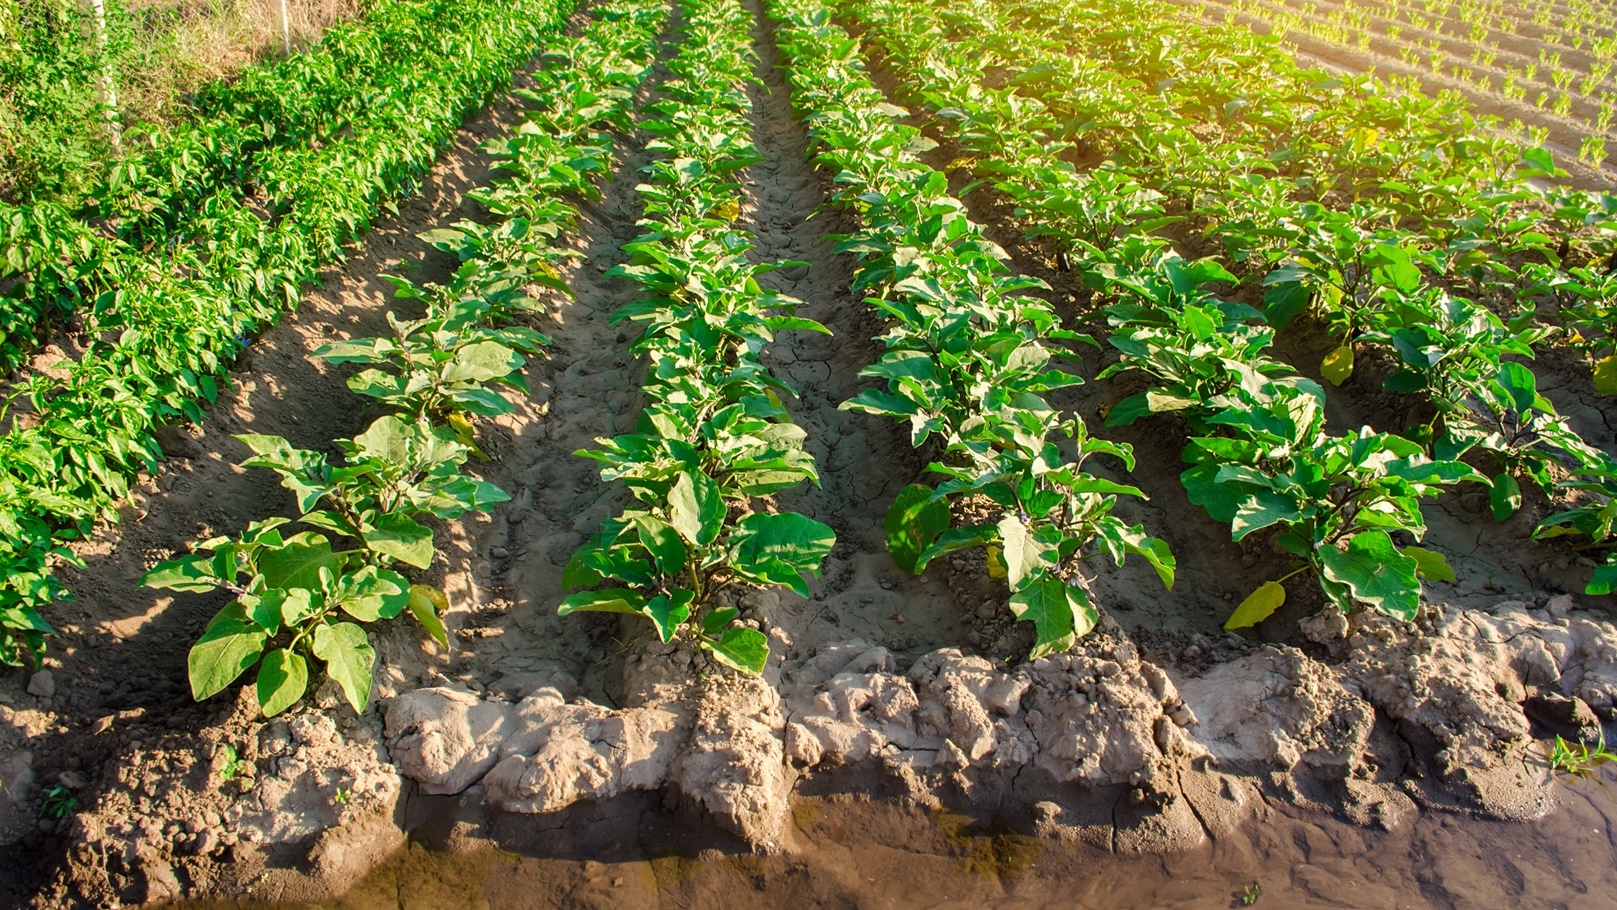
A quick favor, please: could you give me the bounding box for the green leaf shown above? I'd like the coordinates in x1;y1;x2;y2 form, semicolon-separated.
915;525;997;572
729;512;836;574
143;554;226;592
442;341;524;384
312;622;376;714
1224;580;1286;630
1008;578;1096;660
1404;546;1456;582
258;534;345;590
635;515;689;578
669;470;724;547
188;602;268;702
361;512;435;568
257;648;308;717
885;484;950;573
702;627;770;675
1589;557;1617;596
339;566;413;621
644;590;694;643
997;515;1054;589
1593;356;1617;396
558;588;647;616
1318;531;1421;621
408;585;451;649
1321;343;1354;386
1231;490;1305;541
1490;472;1522;522
701;606;740;636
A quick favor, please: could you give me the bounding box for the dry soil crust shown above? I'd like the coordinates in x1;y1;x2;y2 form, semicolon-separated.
5;2;1617;907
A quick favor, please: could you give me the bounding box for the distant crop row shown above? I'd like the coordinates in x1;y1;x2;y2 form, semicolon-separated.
836;0;1617;624
1180;0;1617;169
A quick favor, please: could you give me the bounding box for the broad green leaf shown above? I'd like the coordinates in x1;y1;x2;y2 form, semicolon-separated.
669;470;724;547
728;512;836;578
1231;490;1305;541
143;554;225;592
915;525;997;572
997;515;1054;589
361;512;435;568
1009;578;1095;660
408;585;451;649
886;483;950;573
1404;546;1456;582
635;515;689;578
558;588;647;616
701;606;740;636
255;587;320;633
312;622;376;714
189;602;268;701
1321;344;1354;386
1589;557;1617;596
339;566;412;621
702;627;769;675
1593;356;1617;396
1104;392;1155;427
1318;531;1421;621
1224;580;1286;630
258;534;345;590
257;648;308;716
1490;472;1522;522
443;341;524;384
644;590;694;643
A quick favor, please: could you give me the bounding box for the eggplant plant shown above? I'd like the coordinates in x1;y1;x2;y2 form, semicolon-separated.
775;0;1175;660
141;0;668;714
1535;456;1617;596
557;0;835;675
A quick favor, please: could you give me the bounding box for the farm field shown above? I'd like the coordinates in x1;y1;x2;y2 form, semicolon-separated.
1171;0;1617;181
0;0;1615;904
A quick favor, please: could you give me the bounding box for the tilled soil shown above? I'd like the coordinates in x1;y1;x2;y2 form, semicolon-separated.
5;1;1617;907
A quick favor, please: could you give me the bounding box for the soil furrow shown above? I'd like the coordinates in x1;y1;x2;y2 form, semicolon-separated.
742;0;968;666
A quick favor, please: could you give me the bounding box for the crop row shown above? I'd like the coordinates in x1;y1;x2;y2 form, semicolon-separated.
0;0;525;372
556;0;835;674
839;0;1617;612
769;0;1176;658
1191;0;1616;165
142;0;672;716
0;0;579;669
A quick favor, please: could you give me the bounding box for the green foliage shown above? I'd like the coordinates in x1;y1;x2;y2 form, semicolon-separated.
775;0;1174;662
559;0;833;673
834;0;1617;631
1535;455;1617;596
142;0;667;715
1549;734;1617;778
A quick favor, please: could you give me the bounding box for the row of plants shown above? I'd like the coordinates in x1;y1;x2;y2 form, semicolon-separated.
0;0;554;377
839;0;1617;612
142;0;672;716
0;0;581;669
557;0;837;674
835;0;1617;385
768;0;1176;659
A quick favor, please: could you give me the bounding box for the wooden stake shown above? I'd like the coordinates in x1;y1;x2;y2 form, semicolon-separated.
87;0;122;150
279;0;291;54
